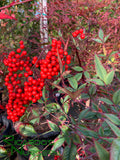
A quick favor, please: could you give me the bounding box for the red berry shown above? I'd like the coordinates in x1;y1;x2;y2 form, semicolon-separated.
79;29;83;34
80;34;85;39
17;48;21;53
19;40;24;45
72;32;77;37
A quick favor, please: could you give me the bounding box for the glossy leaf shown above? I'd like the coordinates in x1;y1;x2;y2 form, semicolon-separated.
95;54;107;81
68;77;78;89
93;38;103;43
63;142;77;160
104;34;110;42
49;137;65;156
32;110;39;117
74;73;82;81
72;66;83;72
0;146;8;158
98;98;113;105
89;79;105;86
19;124;37;137
89;84;96;95
94;140;109;160
98;28;104;41
110;138;120;160
47;120;60;132
113;89;120;105
78;108;89;122
105;71;114;85
105;119;120;137
63;102;70;114
84;71;90;79
105;114;120;125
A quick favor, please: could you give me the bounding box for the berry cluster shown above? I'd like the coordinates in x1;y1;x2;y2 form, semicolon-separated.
4;39;71;122
32;39;71;80
4;41;43;122
72;29;85;39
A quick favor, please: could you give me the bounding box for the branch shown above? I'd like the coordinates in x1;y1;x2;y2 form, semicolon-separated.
0;0;33;10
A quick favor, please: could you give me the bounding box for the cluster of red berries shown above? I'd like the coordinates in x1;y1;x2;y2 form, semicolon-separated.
3;39;71;122
54;155;60;160
32;39;71;80
72;29;85;39
3;41;43;122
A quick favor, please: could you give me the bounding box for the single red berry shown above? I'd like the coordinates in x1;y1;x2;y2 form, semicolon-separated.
72;32;77;37
79;29;83;34
80;34;85;39
19;40;24;45
17;48;21;53
20;45;25;49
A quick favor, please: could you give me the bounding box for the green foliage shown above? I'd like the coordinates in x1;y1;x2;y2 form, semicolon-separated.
94;140;109;160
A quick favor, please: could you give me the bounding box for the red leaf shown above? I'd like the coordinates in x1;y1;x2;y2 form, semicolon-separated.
0;13;17;20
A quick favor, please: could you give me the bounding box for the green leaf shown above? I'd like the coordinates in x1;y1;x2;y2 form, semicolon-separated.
42;86;46;100
72;66;83;72
89;84;96;95
32;110;39;117
98;98;113;105
78;127;98;138
49;137;65;156
110;138;120;160
105;114;120;125
72;135;81;144
89;79;105;86
68;77;78;89
84;71;90;79
78;108;89;122
30;118;39;124
28;146;39;154
47;120;60;132
105;71;114;85
0;146;8;158
95;54;107;81
38;99;44;104
63;142;77;160
113;89;120;105
104;34;110;43
102;137;114;143
80;93;90;99
19;124;37;137
78;83;86;89
98;28;104;41
93;38;103;43
63;102;70;114
58;29;62;37
74;73;82;81
94;140;109;160
105;119;120;137
64;95;70;102
38;153;44;160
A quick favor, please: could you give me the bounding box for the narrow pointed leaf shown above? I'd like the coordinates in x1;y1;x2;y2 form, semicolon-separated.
98;98;113;105
95;55;107;81
49;137;65;156
110;138;120;160
113;89;120;105
63;142;77;160
93;38;103;43
105;114;120;125
94;140;109;160
98;28;104;41
105;119;120;137
47;120;60;132
105;71;114;85
68;77;78;89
